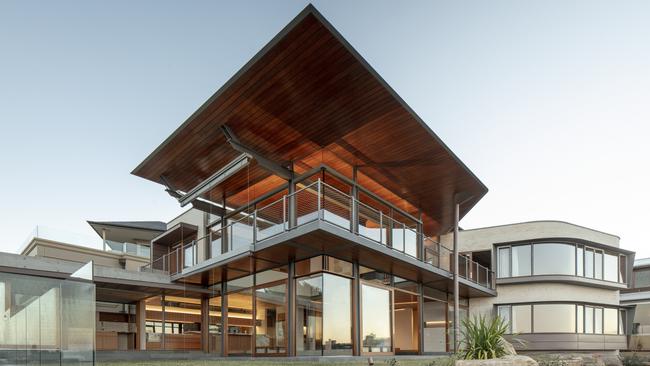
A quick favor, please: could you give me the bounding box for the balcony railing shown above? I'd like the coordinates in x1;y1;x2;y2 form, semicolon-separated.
142;180;495;289
104;239;151;258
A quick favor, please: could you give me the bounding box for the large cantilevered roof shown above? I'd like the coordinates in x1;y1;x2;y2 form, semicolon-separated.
132;5;487;234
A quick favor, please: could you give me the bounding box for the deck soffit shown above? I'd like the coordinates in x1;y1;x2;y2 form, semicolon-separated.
131;5;487;233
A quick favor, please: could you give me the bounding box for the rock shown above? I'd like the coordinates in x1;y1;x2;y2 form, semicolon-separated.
456;355;538;366
500;336;517;355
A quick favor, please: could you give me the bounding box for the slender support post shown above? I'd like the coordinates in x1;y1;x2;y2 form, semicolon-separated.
352;261;361;356
317;178;322;220
221;279;228;356
418;282;424;354
287;260;296;356
417;210;424;260
161;294;166;350
453;202;460;353
288;179;296;229
201;297;209;353
252;210;257;244
351;166;359;234
102;229;107;251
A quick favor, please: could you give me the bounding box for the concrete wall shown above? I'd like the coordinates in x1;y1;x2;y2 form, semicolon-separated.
441;221;621;253
23;239;148;270
167;208;209;261
469;283;620;317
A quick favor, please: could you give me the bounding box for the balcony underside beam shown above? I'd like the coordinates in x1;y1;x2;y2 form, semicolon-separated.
222;125;293;180
178;152;251;207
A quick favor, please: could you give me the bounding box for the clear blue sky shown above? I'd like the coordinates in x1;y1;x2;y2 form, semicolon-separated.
1;1;649;256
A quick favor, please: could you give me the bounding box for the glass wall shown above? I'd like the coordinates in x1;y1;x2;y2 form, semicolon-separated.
296;275;323;355
361;284;392;353
533;304;575;333
533;244;575;276
295;270;352;356
511;245;531;277
255;283;287;355
394;290;419;354
497;242;626;283
422;289;447;353
322;274;352;355
226;289;253;355
498;303;625;335
0;272;95;365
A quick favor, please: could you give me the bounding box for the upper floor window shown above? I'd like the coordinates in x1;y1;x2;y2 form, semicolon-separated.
497;242;627;283
533;243;575;276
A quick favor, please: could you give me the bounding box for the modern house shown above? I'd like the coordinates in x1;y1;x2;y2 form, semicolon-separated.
0;4;636;365
620;258;650;350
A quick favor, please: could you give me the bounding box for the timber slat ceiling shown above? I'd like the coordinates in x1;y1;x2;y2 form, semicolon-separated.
132;5;487;234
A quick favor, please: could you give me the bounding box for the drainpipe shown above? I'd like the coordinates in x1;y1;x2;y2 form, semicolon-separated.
453;202;460;353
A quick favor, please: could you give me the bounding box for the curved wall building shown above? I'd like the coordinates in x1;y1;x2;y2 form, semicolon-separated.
443;221;634;352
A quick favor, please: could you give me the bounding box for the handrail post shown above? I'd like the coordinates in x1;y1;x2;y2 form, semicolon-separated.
253;210;258;245
379;211;383;245
317;179;322;220
282;195;287;231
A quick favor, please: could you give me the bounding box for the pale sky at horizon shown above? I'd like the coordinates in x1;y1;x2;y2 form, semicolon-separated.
1;1;649;257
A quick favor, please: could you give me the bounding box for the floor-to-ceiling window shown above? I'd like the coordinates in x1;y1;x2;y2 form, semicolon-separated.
296;275;323;355
422;288;447;353
255;283;287;355
295;256;353;356
361;284;392;354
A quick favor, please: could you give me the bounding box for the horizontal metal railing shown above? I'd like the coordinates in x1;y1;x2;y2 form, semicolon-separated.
142;179;495;289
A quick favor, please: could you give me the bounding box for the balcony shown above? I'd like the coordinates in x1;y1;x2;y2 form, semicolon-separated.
21;225;151;259
143;179;495;290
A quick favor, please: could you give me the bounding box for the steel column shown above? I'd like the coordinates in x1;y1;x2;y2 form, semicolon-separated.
453;202;460;352
221;279;228;356
287;259;296;356
352;261;361;355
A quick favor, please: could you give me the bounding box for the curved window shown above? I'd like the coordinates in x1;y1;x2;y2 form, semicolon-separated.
533;243;575;276
498;303;625;335
496;242;626;283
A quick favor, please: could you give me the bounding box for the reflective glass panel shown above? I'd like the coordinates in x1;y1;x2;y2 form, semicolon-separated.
498;306;511;333
323;274;352;355
512;305;532;333
595;307;603;334
533;243;575;276
423;298;447;352
577;305;584;333
604;253;618;282
394;290;419;354
576;246;584;277
533;304;575;333
585;306;594;333
295;275;322;355
255;283;287;355
512;245;531;277
227;290;253;355
595;252;603;280
362;284;392;353
498;247;510;278
604;308;618;335
585;249;594;278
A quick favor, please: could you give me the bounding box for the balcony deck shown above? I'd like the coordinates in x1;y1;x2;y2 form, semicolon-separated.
144;179;495;297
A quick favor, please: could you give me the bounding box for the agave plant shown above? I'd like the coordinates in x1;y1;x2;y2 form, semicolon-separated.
460;314;510;360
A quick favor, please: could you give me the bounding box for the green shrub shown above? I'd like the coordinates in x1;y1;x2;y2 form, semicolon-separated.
459;315;509;360
621;353;645;366
384;358;400;366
